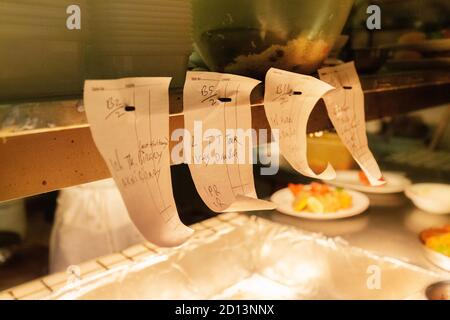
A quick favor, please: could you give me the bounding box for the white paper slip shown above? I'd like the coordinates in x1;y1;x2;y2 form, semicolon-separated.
264;68;336;180
183;71;276;212
318;62;385;186
84;77;193;247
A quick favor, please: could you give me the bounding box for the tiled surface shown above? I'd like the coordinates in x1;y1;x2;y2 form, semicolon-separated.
21;288;52;300
2;213;244;300
121;244;149;259
97;253;131;269
47;282;67;293
78;261;106;278
41;271;68;290
142;241;160;252
131;250;157;262
10;279;47;299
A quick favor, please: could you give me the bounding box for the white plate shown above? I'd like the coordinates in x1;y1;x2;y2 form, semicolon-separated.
270;187;369;220
323;170;411;194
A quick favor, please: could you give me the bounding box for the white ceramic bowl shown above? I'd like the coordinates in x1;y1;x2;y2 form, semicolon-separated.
405;183;450;215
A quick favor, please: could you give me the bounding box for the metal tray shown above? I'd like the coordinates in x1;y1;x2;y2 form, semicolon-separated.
44;215;445;300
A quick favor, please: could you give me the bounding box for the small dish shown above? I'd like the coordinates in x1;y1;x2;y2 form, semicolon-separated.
405;184;450;215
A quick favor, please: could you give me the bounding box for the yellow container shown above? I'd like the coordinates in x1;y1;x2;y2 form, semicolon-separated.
307;132;355;173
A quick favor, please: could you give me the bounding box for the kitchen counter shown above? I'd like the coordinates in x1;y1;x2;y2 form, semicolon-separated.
253;193;450;276
1;196;448;300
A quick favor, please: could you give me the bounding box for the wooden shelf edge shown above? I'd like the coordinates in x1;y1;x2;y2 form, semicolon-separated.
1;71;449;201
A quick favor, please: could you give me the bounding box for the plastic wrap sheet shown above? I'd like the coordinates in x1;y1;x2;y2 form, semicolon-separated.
49;216;443;300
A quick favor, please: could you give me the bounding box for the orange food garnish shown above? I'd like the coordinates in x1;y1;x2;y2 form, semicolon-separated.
320;184;330;194
359;170;385;186
310;182;322;194
288;183;304;196
358;171;370;185
420;227;450;243
310;182;330;195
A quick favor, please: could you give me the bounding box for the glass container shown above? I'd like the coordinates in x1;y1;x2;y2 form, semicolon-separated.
192;0;354;79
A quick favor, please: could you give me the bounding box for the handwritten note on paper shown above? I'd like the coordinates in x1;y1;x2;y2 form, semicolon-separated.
318;62;385;186
264;68;336;180
84;78;193;247
183;71;276;212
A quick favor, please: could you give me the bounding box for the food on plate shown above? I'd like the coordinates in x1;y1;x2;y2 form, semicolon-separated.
358;170;385;186
358;171;370;185
289;182;352;214
288;183;304;196
420;225;450;257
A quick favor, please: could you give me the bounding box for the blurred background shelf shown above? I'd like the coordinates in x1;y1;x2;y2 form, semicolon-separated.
0;70;449;202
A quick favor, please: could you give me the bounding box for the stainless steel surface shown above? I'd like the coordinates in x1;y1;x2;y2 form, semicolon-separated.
254;193;450;275
36;215;443;300
425;281;450;300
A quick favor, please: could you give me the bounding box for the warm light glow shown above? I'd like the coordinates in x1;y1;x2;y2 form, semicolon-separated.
314;131;324;137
